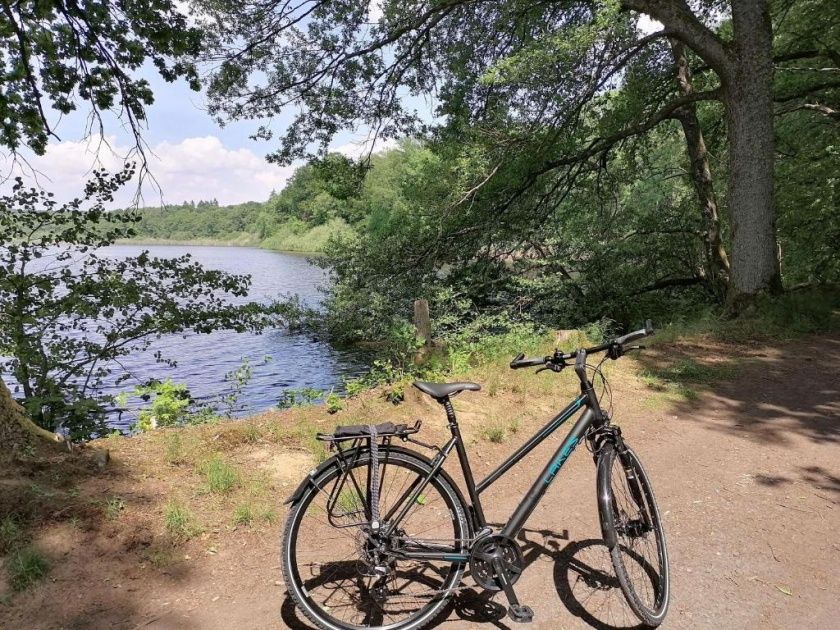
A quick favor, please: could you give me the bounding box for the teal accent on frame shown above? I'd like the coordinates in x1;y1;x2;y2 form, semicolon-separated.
548;396;584;431
443;554;469;562
544;436;580;484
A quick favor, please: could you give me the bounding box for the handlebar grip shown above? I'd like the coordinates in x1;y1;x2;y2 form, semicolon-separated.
614;320;655;346
510;354;547;369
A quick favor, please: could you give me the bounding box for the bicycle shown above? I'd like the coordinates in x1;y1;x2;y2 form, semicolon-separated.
282;320;670;630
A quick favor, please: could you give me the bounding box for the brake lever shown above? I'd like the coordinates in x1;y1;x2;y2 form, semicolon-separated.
536;363;564;374
626;345;645;353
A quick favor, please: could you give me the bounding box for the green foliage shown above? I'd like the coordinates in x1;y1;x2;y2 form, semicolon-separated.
7;547;49;591
199;455;238;494
164;500;202;541
220;356;264;418
0;169;277;439
0;1;201;155
132;380;192;431
325;390;343;414
277;387;322;409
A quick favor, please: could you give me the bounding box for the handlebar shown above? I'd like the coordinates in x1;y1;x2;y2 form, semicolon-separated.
509;319;655;371
510;353;548;369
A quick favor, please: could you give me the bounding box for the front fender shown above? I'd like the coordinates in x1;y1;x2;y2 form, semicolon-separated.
596;443;619;549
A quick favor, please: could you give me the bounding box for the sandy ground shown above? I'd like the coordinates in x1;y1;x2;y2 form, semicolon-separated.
1;334;838;630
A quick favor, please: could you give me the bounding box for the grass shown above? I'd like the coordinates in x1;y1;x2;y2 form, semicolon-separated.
232;503;253;526
164;432;185;465
164;500;202;541
260;507;278;525
648;288;839;346
266;418;329;463
199;455;239;494
481;423;507;444
104;497;125;520
0;516;24;555
7;547;49;591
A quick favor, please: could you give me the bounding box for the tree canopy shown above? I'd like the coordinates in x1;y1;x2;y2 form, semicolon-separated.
0;0;201;158
199;0;839;306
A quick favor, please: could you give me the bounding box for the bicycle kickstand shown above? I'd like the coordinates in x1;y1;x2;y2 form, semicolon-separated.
491;558;533;623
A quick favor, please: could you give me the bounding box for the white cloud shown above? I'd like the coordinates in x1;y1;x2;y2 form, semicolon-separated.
332;135;399;160
1;135;295;207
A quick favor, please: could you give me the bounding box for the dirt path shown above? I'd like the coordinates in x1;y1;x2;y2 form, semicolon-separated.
2;334;839;629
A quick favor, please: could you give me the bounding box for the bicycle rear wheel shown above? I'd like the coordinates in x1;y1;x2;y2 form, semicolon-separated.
597;442;670;627
282;447;469;630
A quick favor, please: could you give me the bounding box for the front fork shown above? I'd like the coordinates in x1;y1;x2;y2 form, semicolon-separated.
593;424;651;547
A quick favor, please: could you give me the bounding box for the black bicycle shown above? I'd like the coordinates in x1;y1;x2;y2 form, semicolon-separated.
282;321;670;630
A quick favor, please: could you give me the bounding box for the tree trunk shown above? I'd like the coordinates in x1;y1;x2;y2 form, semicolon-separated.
723;0;783;309
1;379;62;452
670;40;730;299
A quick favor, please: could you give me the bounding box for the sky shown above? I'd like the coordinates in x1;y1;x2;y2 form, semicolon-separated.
0;65;407;208
0;6;660;209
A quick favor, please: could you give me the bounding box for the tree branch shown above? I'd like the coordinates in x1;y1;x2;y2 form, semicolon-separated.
538;88;722;175
622;0;731;75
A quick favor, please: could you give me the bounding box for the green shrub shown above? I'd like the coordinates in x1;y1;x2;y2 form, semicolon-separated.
325;390;344;414
130;379;192;431
8;547;49;591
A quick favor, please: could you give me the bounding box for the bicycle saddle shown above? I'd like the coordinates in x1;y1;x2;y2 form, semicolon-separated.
413;381;481;400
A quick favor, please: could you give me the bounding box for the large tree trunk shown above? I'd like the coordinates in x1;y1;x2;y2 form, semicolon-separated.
670;40;730;299
1;379;62;452
723;0;783;309
633;0;782;311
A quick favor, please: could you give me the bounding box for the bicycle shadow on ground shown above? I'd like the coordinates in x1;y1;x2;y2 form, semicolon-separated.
279;531;647;630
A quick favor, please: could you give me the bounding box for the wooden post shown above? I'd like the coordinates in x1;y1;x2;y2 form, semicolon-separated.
413;299;432;346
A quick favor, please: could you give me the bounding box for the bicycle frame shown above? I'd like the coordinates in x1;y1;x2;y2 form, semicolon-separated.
380;382;607;564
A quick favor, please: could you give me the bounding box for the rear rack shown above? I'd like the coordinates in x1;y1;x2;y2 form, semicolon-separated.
316;420;422;443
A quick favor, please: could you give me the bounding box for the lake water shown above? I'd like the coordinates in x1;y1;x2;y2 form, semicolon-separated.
70;245;369;431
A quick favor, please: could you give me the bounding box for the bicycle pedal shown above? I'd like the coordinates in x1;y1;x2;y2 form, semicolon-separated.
508;604;533;623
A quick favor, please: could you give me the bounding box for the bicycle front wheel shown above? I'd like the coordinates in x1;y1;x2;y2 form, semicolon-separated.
597;442;670;627
282;448;470;630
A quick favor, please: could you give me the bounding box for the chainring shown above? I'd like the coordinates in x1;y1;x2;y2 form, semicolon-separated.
468;534;525;592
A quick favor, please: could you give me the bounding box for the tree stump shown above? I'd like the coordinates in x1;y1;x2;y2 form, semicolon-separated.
413;299;432;346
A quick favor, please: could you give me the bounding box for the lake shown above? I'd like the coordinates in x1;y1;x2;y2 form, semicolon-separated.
69;245;369;431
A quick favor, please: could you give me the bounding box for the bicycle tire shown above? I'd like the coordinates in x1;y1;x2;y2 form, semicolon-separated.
597;442;670;627
282;447;470;630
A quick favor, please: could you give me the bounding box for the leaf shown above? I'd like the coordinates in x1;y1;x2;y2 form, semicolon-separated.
776;585;792;596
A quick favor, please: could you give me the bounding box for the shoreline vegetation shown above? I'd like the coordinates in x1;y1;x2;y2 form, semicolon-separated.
114;236;323;255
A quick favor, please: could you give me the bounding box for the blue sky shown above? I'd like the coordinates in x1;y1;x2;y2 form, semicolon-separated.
2;63;411;207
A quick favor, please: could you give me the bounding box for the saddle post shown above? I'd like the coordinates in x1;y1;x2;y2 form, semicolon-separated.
436;394;488;532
